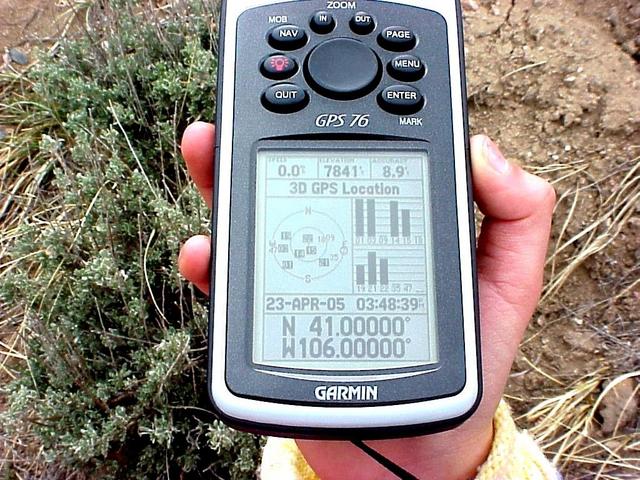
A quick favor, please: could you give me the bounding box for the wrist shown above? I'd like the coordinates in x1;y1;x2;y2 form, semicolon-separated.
373;422;494;480
297;420;494;480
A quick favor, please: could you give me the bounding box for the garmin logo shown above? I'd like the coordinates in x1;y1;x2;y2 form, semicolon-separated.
314;385;378;401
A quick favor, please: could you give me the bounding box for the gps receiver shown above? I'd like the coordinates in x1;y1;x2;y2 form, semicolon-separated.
207;0;481;440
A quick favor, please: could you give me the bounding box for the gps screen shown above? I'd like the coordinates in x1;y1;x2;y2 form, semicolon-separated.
253;149;438;370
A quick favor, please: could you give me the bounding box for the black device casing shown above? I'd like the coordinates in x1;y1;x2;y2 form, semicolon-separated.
208;0;481;440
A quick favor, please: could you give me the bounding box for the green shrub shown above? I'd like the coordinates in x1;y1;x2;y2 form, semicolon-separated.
0;1;263;478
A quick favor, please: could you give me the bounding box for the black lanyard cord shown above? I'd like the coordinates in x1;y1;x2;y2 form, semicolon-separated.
351;440;420;480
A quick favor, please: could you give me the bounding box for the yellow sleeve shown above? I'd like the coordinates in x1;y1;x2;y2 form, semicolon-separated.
260;436;320;480
260;402;559;480
476;402;560;480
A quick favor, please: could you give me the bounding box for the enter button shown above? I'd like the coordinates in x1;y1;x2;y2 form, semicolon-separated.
378;85;424;115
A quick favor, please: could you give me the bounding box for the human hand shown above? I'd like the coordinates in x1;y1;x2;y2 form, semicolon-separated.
178;122;556;479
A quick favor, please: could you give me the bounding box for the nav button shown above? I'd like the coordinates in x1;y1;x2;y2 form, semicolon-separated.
268;24;308;50
262;84;309;114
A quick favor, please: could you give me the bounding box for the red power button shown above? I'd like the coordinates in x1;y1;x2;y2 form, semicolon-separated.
261;54;298;80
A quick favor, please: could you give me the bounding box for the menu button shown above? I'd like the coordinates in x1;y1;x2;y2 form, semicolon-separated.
388;55;426;81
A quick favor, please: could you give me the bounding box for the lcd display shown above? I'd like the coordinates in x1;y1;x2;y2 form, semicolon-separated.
253;149;438;370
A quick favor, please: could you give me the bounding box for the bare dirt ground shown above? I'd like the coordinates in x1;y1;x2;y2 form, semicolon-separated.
464;0;639;476
0;0;638;478
0;0;72;55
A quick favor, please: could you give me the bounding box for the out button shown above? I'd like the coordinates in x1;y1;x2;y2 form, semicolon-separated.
350;12;376;35
262;83;309;114
378;85;424;115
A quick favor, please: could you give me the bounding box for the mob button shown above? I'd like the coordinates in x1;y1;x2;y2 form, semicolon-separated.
268;24;308;50
378;85;424;115
262;83;309;114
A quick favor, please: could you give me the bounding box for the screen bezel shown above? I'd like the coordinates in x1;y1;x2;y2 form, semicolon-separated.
224;139;467;406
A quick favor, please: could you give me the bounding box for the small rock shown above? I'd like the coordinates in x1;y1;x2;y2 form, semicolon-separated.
531;27;545;42
564;75;577;85
606;8;620;28
8;48;29;66
622;40;637;56
462;0;479;11
599;379;639;435
562;330;598;353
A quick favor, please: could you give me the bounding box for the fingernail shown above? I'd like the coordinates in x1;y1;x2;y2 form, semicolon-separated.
484;137;510;174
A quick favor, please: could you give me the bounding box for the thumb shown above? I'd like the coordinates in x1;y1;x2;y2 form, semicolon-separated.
471;135;556;345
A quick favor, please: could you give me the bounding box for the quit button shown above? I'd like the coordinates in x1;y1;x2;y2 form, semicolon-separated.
262;83;309;114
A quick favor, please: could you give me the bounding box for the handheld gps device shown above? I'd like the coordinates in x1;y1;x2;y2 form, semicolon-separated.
208;0;481;439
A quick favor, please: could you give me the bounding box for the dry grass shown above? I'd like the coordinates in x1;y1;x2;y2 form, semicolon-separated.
523;149;640;477
0;4;90;477
539;156;640;304
522;370;640;479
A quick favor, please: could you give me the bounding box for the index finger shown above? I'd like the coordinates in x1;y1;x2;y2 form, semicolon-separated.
181;122;216;209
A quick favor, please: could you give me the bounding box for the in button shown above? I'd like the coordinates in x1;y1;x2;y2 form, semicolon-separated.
310;11;336;34
268;24;308;50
